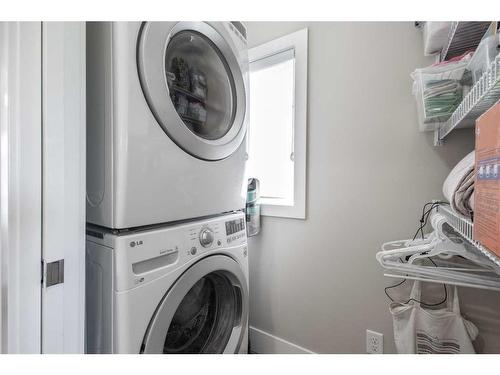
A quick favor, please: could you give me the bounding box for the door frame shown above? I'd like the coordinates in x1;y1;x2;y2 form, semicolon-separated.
0;21;43;354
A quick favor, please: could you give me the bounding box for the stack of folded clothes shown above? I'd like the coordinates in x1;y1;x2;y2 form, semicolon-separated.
443;150;475;218
423;79;463;122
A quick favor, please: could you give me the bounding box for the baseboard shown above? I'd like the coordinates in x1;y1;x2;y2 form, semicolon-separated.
249;326;315;354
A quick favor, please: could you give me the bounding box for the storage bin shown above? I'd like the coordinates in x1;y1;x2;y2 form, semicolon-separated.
411;54;471;131
467;33;500;84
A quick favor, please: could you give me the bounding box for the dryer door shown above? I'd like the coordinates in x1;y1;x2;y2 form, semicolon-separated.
141;255;248;354
137;22;247;161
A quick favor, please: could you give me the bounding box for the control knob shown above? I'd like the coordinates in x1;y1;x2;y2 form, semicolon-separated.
199;228;214;248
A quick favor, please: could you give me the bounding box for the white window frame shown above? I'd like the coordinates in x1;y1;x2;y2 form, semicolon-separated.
248;28;308;219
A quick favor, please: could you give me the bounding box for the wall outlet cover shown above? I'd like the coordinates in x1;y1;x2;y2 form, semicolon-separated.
366;330;384;354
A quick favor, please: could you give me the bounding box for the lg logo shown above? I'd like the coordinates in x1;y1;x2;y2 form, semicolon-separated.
129;240;144;248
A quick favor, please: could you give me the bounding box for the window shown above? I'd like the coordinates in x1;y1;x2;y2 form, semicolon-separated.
246;28;308;219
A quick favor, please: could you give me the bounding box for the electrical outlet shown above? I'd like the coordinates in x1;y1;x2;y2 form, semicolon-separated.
366;330;383;354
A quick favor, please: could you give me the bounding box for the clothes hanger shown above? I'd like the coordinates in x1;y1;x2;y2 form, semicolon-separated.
377;210;500;292
378;211;499;271
408;213;497;269
382;202;449;305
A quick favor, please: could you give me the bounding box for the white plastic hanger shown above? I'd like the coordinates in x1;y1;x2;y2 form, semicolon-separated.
377;211;500;292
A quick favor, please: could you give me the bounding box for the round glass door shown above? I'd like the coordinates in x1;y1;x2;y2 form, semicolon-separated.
165;31;236;141
137;22;247;160
163;272;240;353
140;255;248;354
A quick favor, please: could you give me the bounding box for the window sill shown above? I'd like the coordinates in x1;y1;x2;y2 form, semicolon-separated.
260;201;305;220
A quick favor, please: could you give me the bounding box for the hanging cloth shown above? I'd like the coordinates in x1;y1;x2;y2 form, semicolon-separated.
390;281;478;354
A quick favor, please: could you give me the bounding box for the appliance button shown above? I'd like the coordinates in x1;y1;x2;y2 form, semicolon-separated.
190;247;197;255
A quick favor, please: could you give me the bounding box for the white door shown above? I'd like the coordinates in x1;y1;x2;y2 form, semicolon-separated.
41;22;86;354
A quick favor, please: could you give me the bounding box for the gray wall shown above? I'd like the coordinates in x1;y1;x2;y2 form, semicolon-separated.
246;22;500;354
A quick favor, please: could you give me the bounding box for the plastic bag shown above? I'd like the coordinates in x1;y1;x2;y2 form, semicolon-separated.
423;22;452;56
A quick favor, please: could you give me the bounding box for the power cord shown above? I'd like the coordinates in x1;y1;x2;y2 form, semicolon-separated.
412;201;449;241
384;201;450;306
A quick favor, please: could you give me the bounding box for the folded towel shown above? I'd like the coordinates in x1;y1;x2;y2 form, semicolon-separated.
469;191;475;212
443;150;475;217
423;79;463;120
453;169;474;217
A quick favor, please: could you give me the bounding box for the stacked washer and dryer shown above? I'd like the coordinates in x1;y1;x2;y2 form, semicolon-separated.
85;22;250;354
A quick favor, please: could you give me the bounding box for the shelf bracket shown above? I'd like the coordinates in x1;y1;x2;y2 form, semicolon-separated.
433;129;443;146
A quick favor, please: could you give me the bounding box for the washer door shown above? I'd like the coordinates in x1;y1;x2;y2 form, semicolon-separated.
141;255;248;354
137;22;247;161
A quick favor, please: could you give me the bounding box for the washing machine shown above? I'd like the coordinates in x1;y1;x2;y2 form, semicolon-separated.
85;211;249;354
86;21;249;229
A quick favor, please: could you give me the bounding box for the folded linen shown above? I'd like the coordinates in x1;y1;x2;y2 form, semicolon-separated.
453;169;475;217
443;150;475;217
423;80;463;120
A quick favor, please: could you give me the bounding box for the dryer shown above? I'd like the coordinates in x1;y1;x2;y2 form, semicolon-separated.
86;212;249;354
86;22;249;229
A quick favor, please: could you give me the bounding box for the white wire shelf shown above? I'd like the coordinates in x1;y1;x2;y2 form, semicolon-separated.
435;52;500;145
436;204;500;268
440;21;492;62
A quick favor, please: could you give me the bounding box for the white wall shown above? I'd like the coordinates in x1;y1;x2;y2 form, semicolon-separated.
246;22;500;354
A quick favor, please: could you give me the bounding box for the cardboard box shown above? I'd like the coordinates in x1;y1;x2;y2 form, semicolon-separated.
474;102;500;257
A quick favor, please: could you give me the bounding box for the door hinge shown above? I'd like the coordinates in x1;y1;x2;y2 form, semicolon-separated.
43;259;65;287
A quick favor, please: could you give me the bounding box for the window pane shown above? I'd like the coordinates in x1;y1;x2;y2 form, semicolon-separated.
247;54;295;205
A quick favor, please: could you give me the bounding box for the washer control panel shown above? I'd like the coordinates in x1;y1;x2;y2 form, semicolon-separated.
225;217;246;244
185;214;247;256
199;227;214;247
104;212;247;291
